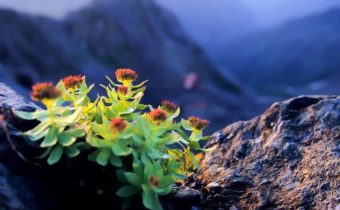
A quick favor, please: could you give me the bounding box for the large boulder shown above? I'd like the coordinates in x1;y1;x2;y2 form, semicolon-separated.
192;95;340;209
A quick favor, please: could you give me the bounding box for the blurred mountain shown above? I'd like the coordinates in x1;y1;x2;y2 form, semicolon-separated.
219;8;340;96
0;0;255;131
155;0;257;60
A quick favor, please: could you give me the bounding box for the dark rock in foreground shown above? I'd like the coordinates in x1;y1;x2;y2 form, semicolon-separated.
192;95;339;209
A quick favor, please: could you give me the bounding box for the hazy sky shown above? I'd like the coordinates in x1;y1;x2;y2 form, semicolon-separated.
1;0;339;26
0;0;91;18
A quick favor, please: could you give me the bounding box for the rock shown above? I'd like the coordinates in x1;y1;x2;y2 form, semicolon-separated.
205;182;220;189
197;95;340;209
174;188;201;201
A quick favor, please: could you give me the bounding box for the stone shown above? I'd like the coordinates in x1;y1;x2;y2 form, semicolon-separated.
196;95;340;210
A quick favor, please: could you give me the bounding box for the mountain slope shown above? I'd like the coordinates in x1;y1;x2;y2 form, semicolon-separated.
220;8;340;96
0;0;253;131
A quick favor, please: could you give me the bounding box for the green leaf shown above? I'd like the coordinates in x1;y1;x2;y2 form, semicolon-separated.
58;133;77;146
41;127;58;147
25;121;50;138
34;111;49;121
181;119;192;131
92;123;112;140
111;144;132;156
124;172;142;187
64;128;85;138
109;155;122;167
37;147;52;159
132;160;143;177
65;145;80;158
88;149;100;162
13;110;36;120
53;109;82;125
47;145;63;165
189;141;200;150
133;80;148;88
142;185;162;210
121;198;133;210
136;104;147;110
116;169;128;183
168;108;180;120
28;129;48;141
116;185;138;198
96;148;111;166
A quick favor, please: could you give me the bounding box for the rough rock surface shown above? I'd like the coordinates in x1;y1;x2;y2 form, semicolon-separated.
194;95;340;209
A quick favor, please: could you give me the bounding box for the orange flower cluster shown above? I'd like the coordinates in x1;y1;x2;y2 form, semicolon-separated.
148;109;167;124
188;116;209;130
31;82;61;101
63;75;84;89
110;118;127;133
115;68;138;83
117;85;128;95
161;100;178;114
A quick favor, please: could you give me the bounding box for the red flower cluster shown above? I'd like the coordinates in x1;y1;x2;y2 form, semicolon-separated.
63;75;84;89
110;118;127;132
117;85;128;95
31;82;61;101
148;109;167;124
161;100;178;114
115;68;138;83
188;116;209;130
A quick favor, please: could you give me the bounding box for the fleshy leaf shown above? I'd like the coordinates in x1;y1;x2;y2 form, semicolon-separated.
41;127;58;147
124;172;142;186
142;185;162;210
116;185;138;198
47;144;63;165
96;148;111;166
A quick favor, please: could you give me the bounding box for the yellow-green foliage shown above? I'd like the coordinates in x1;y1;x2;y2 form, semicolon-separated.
14;69;209;210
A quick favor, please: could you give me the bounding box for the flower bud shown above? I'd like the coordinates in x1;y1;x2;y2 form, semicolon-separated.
148;109;167;124
109;118;127;133
188;116;209;130
63;75;84;89
149;176;160;187
161;100;178;114
115;68;138;83
31;82;61;101
117;85;128;95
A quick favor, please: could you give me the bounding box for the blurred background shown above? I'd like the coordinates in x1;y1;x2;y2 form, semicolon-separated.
0;0;339;132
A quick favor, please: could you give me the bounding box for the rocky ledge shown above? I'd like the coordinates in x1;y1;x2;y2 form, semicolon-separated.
171;95;339;210
0;82;339;210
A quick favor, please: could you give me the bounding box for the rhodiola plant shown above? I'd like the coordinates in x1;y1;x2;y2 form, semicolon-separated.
14;68;209;210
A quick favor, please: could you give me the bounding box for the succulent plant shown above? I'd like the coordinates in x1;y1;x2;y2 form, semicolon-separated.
14;68;209;210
